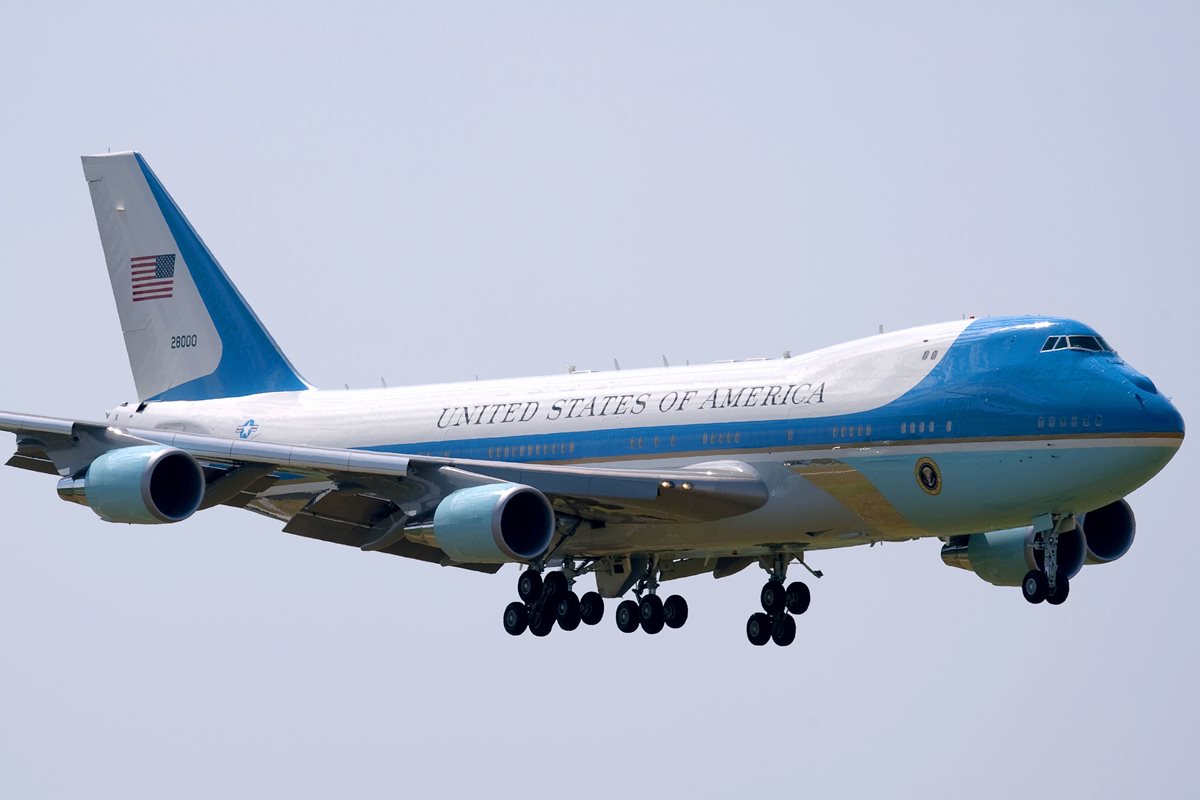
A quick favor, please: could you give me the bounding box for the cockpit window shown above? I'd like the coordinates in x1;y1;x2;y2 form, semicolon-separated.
1041;334;1114;353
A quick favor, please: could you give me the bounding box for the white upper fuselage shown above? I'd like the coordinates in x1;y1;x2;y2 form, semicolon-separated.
102;316;1184;559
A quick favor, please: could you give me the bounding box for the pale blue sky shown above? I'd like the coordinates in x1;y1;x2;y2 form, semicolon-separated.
1;3;1196;797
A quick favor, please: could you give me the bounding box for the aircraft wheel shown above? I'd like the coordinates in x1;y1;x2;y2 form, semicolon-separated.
785;581;811;615
1046;571;1070;606
760;581;786;614
772;613;797;647
747;612;772;646
529;606;555;637
615;600;641;633
663;595;689;629
542;571;569;602
640;594;665;634
580;591;605;625
1022;569;1049;604
556;591;582;630
503;601;528;636
517;569;543;603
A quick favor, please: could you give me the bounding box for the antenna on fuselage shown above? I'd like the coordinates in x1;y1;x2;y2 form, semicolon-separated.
380;377;387;388
661;355;669;367
878;324;884;334
613;359;621;371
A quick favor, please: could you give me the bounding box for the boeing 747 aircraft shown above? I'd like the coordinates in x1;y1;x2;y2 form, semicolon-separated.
0;153;1185;646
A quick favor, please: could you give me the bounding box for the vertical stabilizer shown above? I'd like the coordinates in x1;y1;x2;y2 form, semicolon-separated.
82;152;310;402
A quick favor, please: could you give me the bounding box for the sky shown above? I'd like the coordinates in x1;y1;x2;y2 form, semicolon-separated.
1;2;1197;797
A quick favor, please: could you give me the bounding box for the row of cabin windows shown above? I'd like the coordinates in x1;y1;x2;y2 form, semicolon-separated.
1039;415;1103;430
832;424;873;438
488;441;576;459
900;420;953;435
630;435;679;450
701;432;741;446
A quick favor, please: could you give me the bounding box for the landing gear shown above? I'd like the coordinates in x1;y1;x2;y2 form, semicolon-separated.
580;591;604;625
615;599;640;633
504;559;602;637
503;601;529;636
746;553;813;647
746;613;772;646
612;556;690;636
1022;569;1049;604
663;595;689;629
1023;515;1075;607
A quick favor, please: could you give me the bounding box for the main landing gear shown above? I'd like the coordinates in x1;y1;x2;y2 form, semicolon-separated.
1021;516;1071;607
503;561;605;637
747;553;813;647
614;558;689;636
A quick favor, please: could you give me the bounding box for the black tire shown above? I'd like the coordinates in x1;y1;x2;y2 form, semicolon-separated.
640;594;665;634
556;591;582;630
785;581;811;615
542;571;569;602
663;595;689;629
616;599;640;633
772;613;797;647
747;612;772;646
760;581;786;614
529;606;555;637
580;591;604;626
1022;569;1049;604
503;601;529;636
1046;571;1070;606
517;569;543;603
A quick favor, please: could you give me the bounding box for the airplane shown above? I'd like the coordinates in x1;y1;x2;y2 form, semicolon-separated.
0;152;1186;647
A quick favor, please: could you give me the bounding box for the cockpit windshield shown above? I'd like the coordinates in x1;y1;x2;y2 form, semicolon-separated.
1040;334;1115;353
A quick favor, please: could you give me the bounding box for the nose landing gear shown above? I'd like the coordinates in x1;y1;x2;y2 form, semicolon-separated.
1022;515;1073;606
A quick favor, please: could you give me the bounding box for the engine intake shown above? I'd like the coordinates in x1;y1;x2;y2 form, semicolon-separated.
432;483;554;563
1079;499;1136;564
57;445;205;524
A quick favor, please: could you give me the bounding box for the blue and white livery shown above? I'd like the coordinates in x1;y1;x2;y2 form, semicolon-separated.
0;152;1185;646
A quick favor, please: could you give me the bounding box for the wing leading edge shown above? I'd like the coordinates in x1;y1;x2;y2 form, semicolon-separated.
0;411;769;570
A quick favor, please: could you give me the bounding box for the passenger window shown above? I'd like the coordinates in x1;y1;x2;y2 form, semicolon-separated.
901;422;907;434
930;349;938;360
922;351;929;360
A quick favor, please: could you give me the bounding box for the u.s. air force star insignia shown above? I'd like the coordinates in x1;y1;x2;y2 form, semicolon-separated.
915;457;941;495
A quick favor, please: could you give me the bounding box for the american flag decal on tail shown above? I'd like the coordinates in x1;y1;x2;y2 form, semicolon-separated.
131;254;176;302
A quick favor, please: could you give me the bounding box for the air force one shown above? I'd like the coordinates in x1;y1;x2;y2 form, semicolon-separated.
0;153;1185;646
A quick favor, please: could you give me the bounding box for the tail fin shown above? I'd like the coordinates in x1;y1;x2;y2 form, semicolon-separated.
81;152;310;402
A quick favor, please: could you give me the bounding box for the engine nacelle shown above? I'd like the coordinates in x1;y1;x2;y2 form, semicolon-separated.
1079;499;1136;565
432;483;554;563
941;525;1086;587
57;445;205;524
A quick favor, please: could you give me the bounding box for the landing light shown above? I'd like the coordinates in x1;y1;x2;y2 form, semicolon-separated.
681;482;693;491
660;481;674;489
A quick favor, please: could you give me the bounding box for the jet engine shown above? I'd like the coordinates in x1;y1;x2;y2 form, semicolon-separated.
1079;499;1136;564
941;499;1137;586
56;445;206;524
940;525;1086;587
432;483;555;563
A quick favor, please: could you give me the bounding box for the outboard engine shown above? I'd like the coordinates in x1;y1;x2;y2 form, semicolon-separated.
57;445;206;524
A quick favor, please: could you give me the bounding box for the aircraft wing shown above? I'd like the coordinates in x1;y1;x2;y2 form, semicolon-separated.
0;412;769;570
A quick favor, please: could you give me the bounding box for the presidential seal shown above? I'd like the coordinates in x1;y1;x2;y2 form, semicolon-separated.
915;457;942;496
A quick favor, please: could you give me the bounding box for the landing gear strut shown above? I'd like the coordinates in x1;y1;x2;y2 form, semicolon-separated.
615;556;689;636
1022;515;1072;607
747;552;812;647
